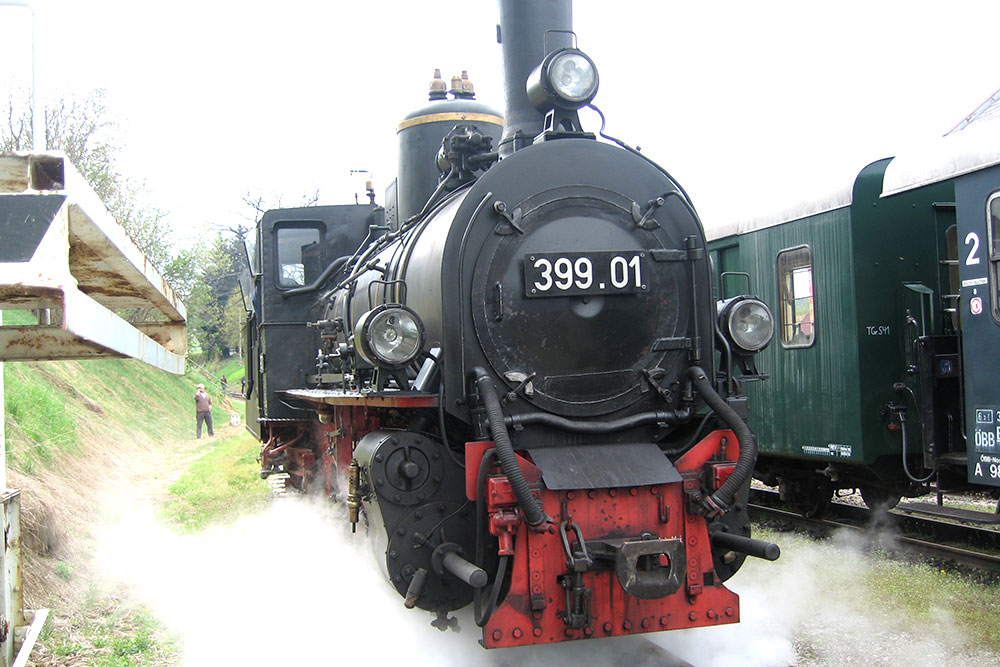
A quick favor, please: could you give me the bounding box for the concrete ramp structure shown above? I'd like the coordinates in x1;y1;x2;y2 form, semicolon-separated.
0;151;186;374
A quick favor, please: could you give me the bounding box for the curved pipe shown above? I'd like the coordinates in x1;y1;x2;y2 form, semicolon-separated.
263;431;305;458
473;367;549;529
258;434;276;459
505;408;693;435
282;255;351;298
687;366;756;516
900;409;936;483
894;383;936;483
321;166;461;301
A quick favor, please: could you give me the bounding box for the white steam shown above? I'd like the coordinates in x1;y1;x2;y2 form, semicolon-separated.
653;529;1000;666
96;499;675;666
96;501;1000;666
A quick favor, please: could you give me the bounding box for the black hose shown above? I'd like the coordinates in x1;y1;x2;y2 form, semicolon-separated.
671;410;715;455
281;255;351;298
474;448;507;627
504;409;692;435
437;366;465;469
473;368;549;529
320;169;461;300
900;409;936;483
688;366;757;516
894;383;936;483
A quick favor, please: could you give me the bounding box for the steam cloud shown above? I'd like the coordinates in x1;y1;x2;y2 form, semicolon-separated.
96;500;1000;666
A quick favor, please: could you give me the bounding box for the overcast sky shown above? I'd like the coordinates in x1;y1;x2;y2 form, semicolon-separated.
3;0;999;244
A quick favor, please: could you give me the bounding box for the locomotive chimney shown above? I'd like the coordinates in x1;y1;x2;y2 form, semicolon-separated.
497;0;573;157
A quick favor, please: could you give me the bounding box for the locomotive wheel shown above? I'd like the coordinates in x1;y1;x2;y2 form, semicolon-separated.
859;485;901;512
781;477;832;518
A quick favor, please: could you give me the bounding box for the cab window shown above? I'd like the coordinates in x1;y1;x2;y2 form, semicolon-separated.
275;226;322;288
777;245;815;347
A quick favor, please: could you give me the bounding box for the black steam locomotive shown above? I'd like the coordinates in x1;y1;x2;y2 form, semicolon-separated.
242;0;777;648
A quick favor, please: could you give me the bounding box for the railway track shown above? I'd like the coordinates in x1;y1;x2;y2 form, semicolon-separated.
749;488;1000;574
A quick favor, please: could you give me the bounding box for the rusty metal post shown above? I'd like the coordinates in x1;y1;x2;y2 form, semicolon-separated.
1;358;5;492
0;484;8;667
0;491;21;667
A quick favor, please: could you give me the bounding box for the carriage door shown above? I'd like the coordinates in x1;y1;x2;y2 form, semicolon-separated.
955;167;1000;487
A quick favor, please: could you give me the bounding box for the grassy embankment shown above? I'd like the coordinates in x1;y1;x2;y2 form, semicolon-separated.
3;310;269;665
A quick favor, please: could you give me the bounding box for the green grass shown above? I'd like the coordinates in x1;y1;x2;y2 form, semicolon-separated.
3;355;240;472
159;431;271;533
73;606;174;666
750;525;1000;650
2;366;81;471
863;553;1000;647
2;323;249;663
217;355;245;383
54;560;74;581
0;309;38;325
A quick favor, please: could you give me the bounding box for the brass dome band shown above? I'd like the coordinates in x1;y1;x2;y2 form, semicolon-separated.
396;112;504;132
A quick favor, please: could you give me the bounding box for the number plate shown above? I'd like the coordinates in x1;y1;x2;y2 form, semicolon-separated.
523;251;648;298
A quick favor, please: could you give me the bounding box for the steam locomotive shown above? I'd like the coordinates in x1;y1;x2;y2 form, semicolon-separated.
242;0;778;648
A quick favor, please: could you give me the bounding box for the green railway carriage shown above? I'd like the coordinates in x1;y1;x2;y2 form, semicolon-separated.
707;119;1000;516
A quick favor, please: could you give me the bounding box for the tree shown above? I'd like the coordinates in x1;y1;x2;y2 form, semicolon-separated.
182;190;320;360
4;87;330;361
185;231;248;358
2;87;175;274
223;289;247;356
241;190;320;225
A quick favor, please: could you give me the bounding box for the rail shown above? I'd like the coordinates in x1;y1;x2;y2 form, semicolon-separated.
749;488;1000;574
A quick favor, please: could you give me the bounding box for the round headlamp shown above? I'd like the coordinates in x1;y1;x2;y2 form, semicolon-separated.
355;305;425;369
719;296;773;354
526;48;599;112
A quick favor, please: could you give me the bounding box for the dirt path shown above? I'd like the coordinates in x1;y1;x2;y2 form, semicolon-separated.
14;403;247;665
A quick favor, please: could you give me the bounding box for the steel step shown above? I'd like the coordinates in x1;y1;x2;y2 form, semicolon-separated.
896;501;1000;524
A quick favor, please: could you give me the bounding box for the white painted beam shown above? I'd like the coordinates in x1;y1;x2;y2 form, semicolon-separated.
0;151;187;373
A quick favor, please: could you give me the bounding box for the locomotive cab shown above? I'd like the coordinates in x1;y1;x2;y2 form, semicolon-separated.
242;203;380;440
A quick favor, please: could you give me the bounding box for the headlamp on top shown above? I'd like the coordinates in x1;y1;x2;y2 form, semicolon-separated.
718;296;774;355
526;48;600;112
355;304;425;370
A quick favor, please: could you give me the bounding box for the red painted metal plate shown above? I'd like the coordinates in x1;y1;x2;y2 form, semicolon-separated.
476;431;742;648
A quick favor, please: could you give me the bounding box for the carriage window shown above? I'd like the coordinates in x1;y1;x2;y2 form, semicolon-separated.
777;246;815;347
275;226;322;287
989;195;1000;323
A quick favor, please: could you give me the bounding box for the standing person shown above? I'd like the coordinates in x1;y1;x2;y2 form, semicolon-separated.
195;383;214;438
221;375;228;392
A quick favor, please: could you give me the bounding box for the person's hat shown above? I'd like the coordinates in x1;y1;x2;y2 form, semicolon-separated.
197;383;204;389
